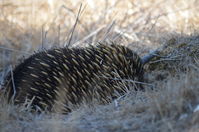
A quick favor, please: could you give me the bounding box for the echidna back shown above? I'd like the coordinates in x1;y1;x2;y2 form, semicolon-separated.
3;44;144;113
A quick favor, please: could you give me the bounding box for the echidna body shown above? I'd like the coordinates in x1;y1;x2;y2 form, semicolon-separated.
3;44;144;113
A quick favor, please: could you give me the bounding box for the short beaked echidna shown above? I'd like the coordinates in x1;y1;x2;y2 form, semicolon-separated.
2;44;155;113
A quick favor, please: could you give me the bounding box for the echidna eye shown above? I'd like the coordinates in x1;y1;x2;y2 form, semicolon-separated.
125;51;136;59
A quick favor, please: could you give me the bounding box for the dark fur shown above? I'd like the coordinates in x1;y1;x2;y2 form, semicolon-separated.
3;44;144;113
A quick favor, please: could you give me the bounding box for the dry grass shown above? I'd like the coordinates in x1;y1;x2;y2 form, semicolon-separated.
0;0;199;132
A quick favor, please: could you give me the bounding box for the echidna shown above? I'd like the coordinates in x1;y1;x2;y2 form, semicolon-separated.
2;43;161;113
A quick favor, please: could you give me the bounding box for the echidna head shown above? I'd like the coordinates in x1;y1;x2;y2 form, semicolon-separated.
122;49;145;91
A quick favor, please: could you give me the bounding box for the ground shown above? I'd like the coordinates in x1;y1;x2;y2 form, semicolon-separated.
0;0;199;132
